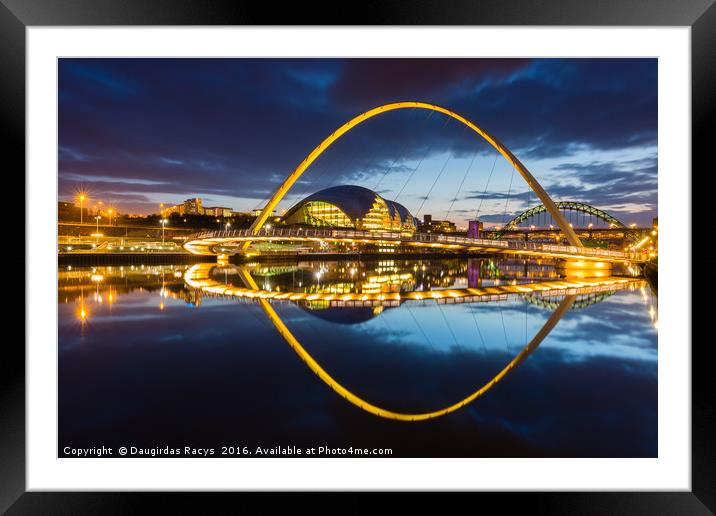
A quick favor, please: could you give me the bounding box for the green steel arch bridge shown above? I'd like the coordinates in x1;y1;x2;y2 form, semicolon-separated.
504;201;625;231
487;201;641;241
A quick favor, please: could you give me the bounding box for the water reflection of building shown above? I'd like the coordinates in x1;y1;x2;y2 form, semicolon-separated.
183;288;203;307
639;282;658;329
214;257;565;300
467;258;481;288
59;265;193;321
233;259;472;295
187;261;647;329
301;303;387;324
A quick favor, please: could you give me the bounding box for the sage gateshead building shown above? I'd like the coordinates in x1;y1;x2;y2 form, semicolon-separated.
281;185;419;233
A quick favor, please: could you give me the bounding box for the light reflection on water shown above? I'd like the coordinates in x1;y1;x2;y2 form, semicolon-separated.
58;257;657;457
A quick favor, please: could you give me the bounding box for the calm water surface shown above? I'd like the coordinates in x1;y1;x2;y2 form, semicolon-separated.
58;257;657;457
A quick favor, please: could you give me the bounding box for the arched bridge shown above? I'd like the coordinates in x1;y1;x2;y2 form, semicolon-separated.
183;101;646;263
504;201;626;231
490;201;641;240
183;227;642;263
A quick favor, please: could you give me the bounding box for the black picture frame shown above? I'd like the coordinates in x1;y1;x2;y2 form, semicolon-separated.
4;0;713;512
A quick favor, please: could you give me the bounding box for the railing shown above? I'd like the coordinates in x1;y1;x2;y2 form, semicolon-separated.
185;228;633;259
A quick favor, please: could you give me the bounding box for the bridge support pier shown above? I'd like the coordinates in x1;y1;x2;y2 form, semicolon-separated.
556;259;612;278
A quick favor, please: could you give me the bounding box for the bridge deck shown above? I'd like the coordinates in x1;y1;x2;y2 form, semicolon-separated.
183;228;645;263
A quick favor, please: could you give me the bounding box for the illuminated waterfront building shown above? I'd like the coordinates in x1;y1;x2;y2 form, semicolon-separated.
420;214;457;233
204;206;233;217
252;207;277;217
161;198;236;218
468;220;484;238
183;198;203;215
162;198;203;216
282;185;419;233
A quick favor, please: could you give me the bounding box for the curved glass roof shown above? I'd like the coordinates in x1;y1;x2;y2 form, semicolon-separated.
283;185;416;224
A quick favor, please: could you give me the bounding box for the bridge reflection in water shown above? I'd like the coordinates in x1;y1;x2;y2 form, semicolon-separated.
182;262;642;421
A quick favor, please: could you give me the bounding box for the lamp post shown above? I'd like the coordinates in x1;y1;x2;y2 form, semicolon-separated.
161;218;168;244
108;208;113;226
79;194;86;224
225;222;231;232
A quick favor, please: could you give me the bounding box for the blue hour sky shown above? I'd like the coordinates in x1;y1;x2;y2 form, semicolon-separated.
58;58;657;226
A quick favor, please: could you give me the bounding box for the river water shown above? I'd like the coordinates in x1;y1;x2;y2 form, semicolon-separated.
58;257;657;458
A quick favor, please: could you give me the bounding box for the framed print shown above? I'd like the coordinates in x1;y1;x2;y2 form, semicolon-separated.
5;0;714;512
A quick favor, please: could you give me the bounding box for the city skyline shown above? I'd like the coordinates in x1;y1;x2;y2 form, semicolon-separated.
58;58;657;226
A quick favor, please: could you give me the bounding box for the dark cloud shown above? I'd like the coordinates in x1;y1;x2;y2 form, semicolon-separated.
543;156;658;220
329;58;532;109
59;58;657;221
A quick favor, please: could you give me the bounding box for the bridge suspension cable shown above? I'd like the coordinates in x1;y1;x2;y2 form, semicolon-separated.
475;153;499;221
227;264;578;421
445;149;479;221
405;303;437;351
501;164;516;225
394;115;451;202
415;151;453;218
470;308;488;354
242;101;584;250
373;107;423;192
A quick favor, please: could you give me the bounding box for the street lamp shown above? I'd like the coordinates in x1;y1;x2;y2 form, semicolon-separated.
225;222;231;231
108;208;113;226
79;193;86;224
161;218;168;244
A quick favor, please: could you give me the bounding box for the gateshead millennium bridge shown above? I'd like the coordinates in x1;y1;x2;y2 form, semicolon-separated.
184;227;640;262
182;101;649;265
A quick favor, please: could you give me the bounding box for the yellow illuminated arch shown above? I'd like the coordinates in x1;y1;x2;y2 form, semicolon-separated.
183;264;575;421
245;101;583;250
